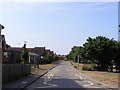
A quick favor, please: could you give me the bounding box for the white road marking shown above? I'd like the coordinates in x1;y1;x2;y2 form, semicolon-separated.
88;81;94;85
75;73;101;88
75;74;84;80
21;82;28;84
37;73;58;88
83;81;101;88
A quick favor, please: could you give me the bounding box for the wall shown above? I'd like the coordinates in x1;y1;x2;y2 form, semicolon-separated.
2;64;31;83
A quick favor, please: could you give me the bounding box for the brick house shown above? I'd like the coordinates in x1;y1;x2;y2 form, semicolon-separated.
27;47;45;64
0;24;7;63
6;47;46;64
6;47;22;63
45;49;54;55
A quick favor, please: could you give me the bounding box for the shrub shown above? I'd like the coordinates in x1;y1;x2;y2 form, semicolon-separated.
82;64;97;71
91;63;98;71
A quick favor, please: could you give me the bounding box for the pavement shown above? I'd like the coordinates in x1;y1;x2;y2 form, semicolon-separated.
2;63;57;90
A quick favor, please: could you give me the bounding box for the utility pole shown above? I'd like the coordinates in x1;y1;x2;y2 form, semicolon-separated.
77;54;79;69
74;57;75;66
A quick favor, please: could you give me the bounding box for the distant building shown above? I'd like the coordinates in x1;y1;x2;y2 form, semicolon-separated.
45;49;54;55
57;55;66;60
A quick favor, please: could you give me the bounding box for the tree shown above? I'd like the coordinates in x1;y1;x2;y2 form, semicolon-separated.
113;41;120;72
21;44;28;64
67;36;119;72
67;46;80;62
43;54;55;64
83;36;115;71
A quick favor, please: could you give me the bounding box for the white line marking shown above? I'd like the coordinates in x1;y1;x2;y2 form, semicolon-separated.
38;73;58;88
88;81;94;85
75;74;84;80
78;75;83;80
83;81;101;88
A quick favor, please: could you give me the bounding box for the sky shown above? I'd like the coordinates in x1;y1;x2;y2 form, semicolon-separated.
0;2;118;55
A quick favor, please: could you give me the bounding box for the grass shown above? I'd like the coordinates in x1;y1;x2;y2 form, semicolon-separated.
70;61;89;70
81;72;119;87
31;64;54;72
38;64;54;69
70;61;119;87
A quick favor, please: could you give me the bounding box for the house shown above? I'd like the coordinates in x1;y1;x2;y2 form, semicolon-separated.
27;47;45;64
28;52;40;64
57;55;66;60
0;24;7;63
31;47;45;56
6;47;22;63
6;47;46;64
45;49;54;55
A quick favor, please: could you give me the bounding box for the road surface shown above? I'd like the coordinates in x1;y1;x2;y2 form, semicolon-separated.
26;61;109;89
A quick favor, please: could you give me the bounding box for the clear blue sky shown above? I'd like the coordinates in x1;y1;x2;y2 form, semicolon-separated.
0;2;118;55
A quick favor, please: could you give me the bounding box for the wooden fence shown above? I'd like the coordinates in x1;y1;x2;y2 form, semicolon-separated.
2;64;31;83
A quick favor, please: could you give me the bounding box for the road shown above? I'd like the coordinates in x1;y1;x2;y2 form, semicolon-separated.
26;61;109;89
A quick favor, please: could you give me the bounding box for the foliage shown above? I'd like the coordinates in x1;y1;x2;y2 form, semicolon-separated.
43;54;58;64
113;41;120;72
64;58;68;61
21;44;28;64
82;64;97;71
67;36;120;72
83;36;115;71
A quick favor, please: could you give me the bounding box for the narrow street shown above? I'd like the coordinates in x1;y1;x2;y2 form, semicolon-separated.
26;61;109;89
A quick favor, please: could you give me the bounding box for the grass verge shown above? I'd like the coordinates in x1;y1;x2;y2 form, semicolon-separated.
81;72;119;87
70;61;119;87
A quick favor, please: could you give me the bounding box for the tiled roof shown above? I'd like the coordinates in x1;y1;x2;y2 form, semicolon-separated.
7;47;22;51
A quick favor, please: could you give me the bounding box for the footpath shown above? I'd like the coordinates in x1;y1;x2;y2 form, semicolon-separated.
2;62;60;90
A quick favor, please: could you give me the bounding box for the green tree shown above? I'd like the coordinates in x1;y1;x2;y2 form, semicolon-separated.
43;54;55;64
67;46;80;62
113;41;120;72
21;44;28;64
83;36;115;71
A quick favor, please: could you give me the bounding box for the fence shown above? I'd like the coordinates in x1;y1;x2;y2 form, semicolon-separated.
2;64;31;83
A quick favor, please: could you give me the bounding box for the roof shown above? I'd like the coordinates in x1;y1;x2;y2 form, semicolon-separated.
28;52;39;56
0;35;6;49
7;47;22;52
7;47;46;56
0;24;5;29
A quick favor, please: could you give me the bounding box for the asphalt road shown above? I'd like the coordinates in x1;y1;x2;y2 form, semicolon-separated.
26;61;110;89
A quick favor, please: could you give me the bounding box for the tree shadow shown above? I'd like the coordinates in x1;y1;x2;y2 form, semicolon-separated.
26;75;87;89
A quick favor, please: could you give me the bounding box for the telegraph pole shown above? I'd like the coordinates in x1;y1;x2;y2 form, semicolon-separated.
77;54;79;69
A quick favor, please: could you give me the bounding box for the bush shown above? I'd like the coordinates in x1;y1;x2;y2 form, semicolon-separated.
82;64;97;71
82;65;92;71
91;63;97;71
64;58;68;61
